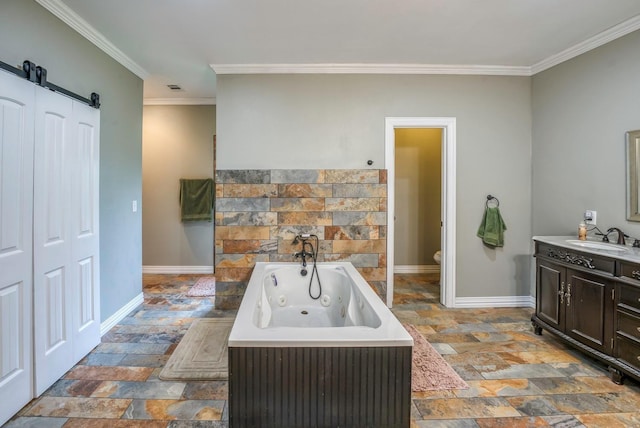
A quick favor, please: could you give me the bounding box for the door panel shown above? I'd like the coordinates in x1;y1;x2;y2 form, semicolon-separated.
33;88;74;395
566;270;610;353
0;284;21;371
536;260;564;330
0;71;34;426
70;102;100;361
44;268;66;351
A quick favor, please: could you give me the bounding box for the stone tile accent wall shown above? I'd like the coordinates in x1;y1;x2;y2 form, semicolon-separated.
214;169;387;309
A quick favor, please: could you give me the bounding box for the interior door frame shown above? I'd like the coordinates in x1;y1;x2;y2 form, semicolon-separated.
385;117;456;308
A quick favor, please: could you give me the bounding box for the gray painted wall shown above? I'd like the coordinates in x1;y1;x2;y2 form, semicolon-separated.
532;30;640;245
217;74;533;298
142;105;216;268
1;0;143;322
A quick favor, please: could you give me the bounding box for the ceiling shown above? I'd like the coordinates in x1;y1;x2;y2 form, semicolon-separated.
43;0;640;103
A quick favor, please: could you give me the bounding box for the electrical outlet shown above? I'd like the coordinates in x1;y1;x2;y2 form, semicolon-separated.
584;210;597;225
132;200;138;212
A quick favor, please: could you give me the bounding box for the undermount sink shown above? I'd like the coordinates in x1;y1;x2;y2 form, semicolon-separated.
565;240;629;252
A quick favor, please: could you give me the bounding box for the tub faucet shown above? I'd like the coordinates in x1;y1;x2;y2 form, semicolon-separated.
604;227;628;245
294;249;311;268
292;234;316;269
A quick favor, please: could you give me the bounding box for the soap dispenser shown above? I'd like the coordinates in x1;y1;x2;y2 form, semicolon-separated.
578;223;587;241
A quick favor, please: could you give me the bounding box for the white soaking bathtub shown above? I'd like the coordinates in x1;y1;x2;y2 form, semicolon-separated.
228;262;412;347
228;262;413;428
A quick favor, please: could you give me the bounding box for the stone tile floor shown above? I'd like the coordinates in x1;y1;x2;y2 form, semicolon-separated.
6;273;640;427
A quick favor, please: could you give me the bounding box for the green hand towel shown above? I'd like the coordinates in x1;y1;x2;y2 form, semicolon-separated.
477;206;507;247
179;178;214;222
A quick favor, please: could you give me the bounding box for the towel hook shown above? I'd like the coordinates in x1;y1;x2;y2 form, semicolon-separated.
486;194;500;208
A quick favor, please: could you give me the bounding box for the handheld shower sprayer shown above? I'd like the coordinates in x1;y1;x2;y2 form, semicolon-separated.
292;233;311;245
291;233;322;299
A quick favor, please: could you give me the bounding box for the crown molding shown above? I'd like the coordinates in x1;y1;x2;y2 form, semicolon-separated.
36;0;640;83
212;14;640;78
532;14;640;74
211;63;532;76
35;0;149;79
144;97;216;106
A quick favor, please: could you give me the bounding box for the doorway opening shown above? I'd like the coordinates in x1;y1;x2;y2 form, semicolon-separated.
385;117;456;308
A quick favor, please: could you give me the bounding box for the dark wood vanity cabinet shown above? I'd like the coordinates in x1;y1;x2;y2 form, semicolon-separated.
532;240;640;384
535;257;614;355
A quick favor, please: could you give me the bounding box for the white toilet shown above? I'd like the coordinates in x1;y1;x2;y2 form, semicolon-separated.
433;250;441;265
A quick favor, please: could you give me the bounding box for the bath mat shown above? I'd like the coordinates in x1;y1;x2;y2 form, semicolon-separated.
186;276;216;297
404;324;469;391
159;318;232;381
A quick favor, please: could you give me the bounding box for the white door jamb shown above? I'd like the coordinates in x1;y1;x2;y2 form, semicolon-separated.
385;117;456;308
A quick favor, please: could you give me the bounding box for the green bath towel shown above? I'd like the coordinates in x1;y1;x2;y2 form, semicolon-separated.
477;206;507;247
179;178;214;222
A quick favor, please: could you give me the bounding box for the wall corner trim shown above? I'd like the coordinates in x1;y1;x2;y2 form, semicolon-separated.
531;14;640;74
35;0;149;79
142;265;214;274
100;292;144;336
454;295;535;309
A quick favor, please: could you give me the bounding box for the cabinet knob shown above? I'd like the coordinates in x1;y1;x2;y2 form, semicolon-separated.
566;284;571;306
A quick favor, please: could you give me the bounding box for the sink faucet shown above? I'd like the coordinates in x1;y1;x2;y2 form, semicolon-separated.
604;227;628;245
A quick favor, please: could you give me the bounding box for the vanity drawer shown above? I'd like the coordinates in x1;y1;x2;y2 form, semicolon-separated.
617;310;640;341
617;283;640;313
616;335;640;371
536;243;615;275
618;261;640;284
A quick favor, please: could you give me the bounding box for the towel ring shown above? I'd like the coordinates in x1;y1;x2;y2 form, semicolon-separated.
486;194;500;208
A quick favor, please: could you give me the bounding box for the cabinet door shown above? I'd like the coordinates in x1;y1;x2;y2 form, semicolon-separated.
565;269;613;354
536;259;565;331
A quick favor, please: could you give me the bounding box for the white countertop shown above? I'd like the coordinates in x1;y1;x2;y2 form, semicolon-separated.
533;235;640;263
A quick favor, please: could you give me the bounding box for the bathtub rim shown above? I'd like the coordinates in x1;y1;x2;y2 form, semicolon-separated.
229;262;413;347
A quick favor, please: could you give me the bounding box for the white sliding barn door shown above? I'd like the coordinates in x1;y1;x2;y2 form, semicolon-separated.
69;101;100;362
33;88;101;395
0;72;35;426
33;88;75;395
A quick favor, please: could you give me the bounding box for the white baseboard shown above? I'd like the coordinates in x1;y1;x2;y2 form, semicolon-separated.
142;265;214;274
394;265;440;274
100;292;144;336
454;295;535;308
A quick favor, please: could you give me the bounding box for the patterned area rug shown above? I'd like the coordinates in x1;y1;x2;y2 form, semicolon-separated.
159;318;232;381
404;324;469;391
186;276;216;297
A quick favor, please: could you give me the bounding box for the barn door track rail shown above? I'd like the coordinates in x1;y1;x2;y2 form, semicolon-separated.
0;59;100;109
